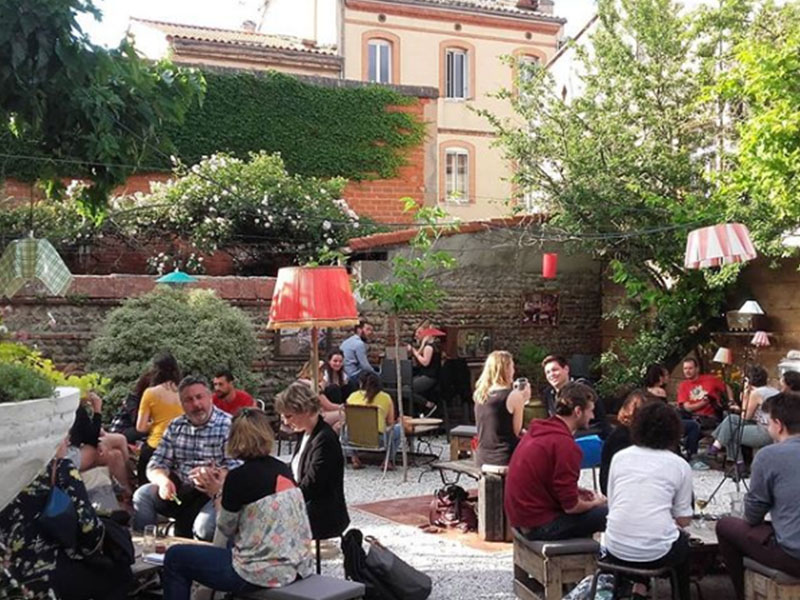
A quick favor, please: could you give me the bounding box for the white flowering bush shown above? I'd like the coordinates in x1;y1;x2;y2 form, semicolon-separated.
115;151;373;272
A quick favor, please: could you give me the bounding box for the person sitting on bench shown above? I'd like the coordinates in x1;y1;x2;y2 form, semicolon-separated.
163;408;313;599
604;401;694;600
716;392;800;600
505;382;607;541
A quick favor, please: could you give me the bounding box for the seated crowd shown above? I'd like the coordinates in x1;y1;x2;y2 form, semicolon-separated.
5;328;800;600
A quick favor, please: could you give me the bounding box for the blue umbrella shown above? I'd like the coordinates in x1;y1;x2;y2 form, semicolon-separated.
155;269;198;285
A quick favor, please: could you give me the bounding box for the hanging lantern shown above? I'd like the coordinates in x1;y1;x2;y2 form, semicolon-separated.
684;223;757;269
0;237;73;298
542;253;558;278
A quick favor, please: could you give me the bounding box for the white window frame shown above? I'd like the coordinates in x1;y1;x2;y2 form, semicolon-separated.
445;48;469;99
444;147;470;203
367;39;392;84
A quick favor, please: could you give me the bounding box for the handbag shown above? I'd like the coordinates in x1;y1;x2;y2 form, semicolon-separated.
342;529;399;600
428;484;478;532
38;460;79;549
364;535;432;600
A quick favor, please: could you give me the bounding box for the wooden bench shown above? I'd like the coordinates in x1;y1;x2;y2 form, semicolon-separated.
513;529;599;600
227;575;365;600
745;557;800;600
429;459;509;542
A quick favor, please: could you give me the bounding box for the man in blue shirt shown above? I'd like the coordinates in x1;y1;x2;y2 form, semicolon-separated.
716;391;800;600
340;319;378;382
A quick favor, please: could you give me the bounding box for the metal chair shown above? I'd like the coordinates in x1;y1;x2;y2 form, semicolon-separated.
342;404;393;476
576;434;604;491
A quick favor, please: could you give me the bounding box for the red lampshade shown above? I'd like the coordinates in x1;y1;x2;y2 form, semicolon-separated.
542;253;558;278
267;266;359;329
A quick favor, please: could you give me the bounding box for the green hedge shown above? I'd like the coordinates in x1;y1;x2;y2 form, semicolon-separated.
1;70;425;183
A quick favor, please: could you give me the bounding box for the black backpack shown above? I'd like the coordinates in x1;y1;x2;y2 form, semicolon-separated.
342;529;400;600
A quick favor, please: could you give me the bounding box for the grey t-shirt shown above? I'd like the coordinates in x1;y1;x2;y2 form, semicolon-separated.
745;436;800;559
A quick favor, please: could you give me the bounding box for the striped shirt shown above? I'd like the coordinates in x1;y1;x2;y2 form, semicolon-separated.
148;407;238;484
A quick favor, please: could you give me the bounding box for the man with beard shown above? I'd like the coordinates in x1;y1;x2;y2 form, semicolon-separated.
506;382;608;540
340;319;378;382
212;369;255;416
542;355;610;438
133;375;238;540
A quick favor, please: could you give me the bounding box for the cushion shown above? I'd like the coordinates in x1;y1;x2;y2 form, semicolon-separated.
744;557;800;585
513;528;599;556
237;575;366;600
450;425;477;437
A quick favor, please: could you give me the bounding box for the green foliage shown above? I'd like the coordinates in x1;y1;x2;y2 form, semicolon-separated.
515;342;549;382
0;0;205;218
0;152;380;273
715;1;800;256
164;70;426;181
88;287;259;413
360;200;457;315
482;0;776;391
0;362;54;403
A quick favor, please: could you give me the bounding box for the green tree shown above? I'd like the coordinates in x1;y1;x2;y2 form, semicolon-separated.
0;0;204;218
480;0;758;394
88;287;259;416
361;200;456;479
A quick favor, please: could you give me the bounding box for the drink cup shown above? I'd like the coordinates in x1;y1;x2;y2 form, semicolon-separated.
143;524;157;554
513;378;529;391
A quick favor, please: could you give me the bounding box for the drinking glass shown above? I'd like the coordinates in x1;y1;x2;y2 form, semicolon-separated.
143;524;157;554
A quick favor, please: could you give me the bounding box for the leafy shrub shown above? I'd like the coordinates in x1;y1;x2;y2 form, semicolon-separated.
88;287;259;417
0;363;54;403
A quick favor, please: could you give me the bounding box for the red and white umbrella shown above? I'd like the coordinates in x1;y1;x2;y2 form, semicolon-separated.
684;223;757;269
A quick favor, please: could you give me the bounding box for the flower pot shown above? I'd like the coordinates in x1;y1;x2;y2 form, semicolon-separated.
0;387;79;511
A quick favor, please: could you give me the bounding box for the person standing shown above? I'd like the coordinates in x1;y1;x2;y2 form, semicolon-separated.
473;350;528;468
340;320;378;383
212;369;255;416
133;375;238;540
275;383;349;543
542;355;610;438
717;392;800;600
604;401;694;600
505;382;607;540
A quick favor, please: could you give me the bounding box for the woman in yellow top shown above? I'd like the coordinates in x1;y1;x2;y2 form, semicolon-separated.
135;352;184;485
345;372;401;470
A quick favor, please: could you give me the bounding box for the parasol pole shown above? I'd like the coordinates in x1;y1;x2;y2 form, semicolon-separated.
311;326;320;396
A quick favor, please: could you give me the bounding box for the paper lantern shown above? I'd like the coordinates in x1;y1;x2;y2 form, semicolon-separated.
542;253;558;278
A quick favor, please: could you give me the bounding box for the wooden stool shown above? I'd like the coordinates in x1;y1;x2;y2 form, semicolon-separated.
479;464;510;542
449;425;476;460
512;529;599;600
589;557;680;600
745;557;800;600
229;575;365;600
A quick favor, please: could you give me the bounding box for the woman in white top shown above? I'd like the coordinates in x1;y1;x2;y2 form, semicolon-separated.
605;401;694;600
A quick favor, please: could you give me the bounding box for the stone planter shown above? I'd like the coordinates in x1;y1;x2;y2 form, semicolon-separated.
0;387;79;511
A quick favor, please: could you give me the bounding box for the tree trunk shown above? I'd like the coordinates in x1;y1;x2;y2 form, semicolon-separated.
394;316;409;481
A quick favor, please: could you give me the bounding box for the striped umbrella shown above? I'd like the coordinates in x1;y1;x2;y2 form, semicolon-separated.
684;223;757;269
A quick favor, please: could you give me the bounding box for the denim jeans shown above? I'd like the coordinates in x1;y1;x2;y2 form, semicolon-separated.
681;418;701;457
163;545;257;600
132;483;216;540
521;506;608;541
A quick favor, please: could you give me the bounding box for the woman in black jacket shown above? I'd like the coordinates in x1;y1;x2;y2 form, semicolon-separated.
275;382;350;552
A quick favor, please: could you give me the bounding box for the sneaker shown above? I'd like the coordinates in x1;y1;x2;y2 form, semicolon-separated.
706;445;720;458
691;459;711;471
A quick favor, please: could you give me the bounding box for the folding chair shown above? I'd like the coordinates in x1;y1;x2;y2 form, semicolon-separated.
342;404;393;477
576;434;604;491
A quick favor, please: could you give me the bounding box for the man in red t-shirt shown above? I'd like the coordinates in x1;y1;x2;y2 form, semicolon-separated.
505;382;607;540
676;357;728;427
212;370;255;416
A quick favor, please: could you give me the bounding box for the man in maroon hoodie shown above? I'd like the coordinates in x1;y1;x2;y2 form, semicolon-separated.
505;381;608;540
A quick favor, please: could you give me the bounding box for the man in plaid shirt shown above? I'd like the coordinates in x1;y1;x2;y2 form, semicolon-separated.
133;375;239;540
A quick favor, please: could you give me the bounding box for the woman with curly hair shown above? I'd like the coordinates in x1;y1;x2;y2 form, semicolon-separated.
604;401;694;600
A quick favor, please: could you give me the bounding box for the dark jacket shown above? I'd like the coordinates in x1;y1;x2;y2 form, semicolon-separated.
543;378;611;439
505;417;582;529
598;425;632;495
292;416;350;540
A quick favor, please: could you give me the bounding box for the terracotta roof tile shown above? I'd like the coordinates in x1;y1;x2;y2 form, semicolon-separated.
346;214;548;251
129;17;337;56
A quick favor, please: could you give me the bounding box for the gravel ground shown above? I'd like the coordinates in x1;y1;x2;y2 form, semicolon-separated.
279;436;743;600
